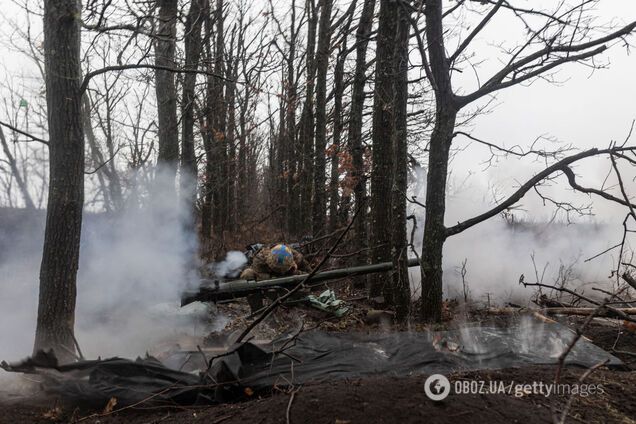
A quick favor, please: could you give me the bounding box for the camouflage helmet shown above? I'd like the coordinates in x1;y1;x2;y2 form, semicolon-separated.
266;244;295;274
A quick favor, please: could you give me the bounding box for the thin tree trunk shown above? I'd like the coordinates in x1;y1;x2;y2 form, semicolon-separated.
212;0;227;235
237;90;248;220
312;0;333;235
298;0;318;234
420;0;456;322
390;3;411;320
81;97;111;211
328;44;348;233
285;0;299;235
99;85;123;210
368;0;398;298
226;30;239;231
154;0;179;176
346;0;375;260
274;80;286;227
201;12;215;239
34;0;84;362
181;0;207;218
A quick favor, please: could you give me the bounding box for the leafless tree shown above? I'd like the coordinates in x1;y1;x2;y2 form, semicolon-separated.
34;0;85;361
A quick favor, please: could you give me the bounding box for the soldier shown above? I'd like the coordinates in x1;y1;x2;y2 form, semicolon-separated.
240;243;311;280
240;243;312;311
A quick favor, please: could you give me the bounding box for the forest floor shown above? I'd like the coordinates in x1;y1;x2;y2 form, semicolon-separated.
2;288;636;424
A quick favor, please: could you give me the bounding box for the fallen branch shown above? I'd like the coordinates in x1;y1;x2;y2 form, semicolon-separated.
622;272;636;290
487;306;636;318
286;388;300;424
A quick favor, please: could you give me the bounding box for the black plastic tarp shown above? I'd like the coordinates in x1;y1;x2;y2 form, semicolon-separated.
237;322;623;388
1;322;623;407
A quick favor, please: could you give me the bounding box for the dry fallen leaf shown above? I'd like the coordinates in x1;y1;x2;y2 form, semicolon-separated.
623;320;636;333
102;397;118;414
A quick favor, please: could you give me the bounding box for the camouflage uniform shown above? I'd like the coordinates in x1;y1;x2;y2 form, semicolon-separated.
240;245;310;280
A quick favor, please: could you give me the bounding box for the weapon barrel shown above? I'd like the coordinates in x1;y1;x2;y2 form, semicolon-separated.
181;257;421;306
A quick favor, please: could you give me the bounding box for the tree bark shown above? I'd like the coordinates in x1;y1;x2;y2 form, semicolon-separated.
181;0;207;217
154;0;179;176
390;3;411;320
298;0;318;234
285;0;300;235
237;88;248;221
201;11;215;239
34;0;84;362
347;0;375;260
420;0;456;322
312;0;333;235
328;44;347;233
212;0;227;235
368;0;398;298
225;30;239;232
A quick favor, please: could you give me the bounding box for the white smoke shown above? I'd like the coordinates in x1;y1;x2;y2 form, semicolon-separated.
206;251;248;279
407;165;629;306
0;168;214;365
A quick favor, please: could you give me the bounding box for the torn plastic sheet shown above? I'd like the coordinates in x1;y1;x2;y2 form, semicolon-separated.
305;289;350;317
1;322;623;407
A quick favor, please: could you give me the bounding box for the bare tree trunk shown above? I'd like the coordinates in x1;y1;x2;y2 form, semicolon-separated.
420;0;456;322
181;0;207;218
34;0;84;362
285;0;299;235
273;85;286;227
347;0;375;259
201;10;215;239
82;97;111;211
328;44;347;233
212;0;227;235
312;0;333;235
154;0;179;177
96;83;123;210
237;90;248;220
368;0;397;298
226;29;239;232
298;0;317;235
390;3;411;320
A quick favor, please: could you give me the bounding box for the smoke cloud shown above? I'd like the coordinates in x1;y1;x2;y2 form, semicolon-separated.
205;251;248;279
407;165;627;306
0;170;215;366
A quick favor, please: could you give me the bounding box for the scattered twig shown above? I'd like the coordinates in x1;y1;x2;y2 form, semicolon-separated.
286;387;300;424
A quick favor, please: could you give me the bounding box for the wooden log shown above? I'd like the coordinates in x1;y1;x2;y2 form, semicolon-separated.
487;307;636;317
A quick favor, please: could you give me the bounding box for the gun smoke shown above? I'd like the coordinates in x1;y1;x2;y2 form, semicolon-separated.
206;251;248;279
0;171;213;366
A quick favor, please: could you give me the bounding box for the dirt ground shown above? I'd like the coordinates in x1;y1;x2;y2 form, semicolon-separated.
2;296;636;424
2;366;635;424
